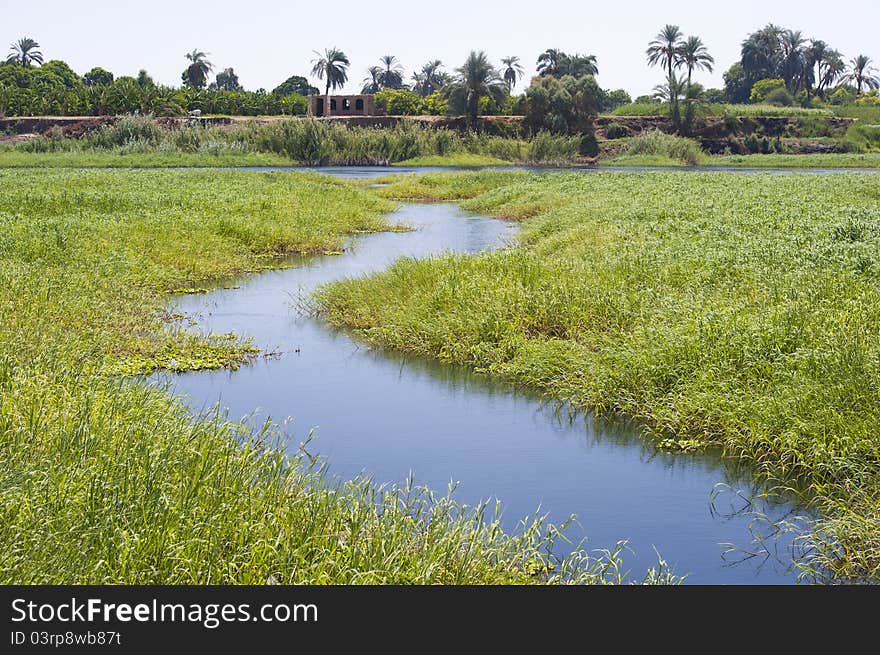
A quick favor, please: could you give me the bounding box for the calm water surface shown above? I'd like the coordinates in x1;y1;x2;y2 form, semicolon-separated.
158;199;810;584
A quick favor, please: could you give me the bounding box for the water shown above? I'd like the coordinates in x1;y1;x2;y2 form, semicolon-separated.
158;201;809;584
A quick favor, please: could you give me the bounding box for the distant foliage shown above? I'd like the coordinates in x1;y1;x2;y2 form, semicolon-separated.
0;61;307;116
749;78;786;103
271;75;318;97
82;67;114;87
621;130;705;164
374;88;424;115
523;75;601;135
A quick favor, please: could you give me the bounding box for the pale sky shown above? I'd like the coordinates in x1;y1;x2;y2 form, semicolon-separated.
3;1;878;97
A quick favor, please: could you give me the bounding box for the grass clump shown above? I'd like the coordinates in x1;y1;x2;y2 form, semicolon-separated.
316;169;880;582
612;131;706;165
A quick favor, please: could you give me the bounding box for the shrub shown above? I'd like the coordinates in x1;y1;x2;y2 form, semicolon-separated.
750;79;786;104
603;122;628;139
829;86;857;106
855;90;880;106
85;114;164;148
578;133;599;157
764;87;794;107
375;88;425;116
621;130;705;165
526;131;579;163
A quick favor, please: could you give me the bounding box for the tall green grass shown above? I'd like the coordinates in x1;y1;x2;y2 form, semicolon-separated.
317;170;880;582
3;116;579;166
0;168;676;584
612;131;706;166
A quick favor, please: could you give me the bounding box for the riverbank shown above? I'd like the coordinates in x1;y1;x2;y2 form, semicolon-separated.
317;169;880;582
0;167;675;584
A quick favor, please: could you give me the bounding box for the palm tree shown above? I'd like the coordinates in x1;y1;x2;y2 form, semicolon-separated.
501;56;524;92
183;50;213;89
311;48;350;115
6;37;43;67
646;25;684;79
780;30;807;92
412;60;445;97
847;55;880;94
563;54;598;77
677;36;713;87
378;55;404;89
653;73;687;130
536;49;565;77
444;51;507;128
361;66;383;94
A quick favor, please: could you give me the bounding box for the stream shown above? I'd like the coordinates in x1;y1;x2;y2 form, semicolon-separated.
156;171;811;584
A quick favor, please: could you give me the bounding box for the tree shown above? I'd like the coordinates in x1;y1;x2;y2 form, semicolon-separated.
536;49;598;78
273;75;318;97
813;48;844;98
6;37;43;67
310;47;350;114
846;55;880;94
377;55;404;90
779;30;808;92
562;54;598;77
603;89;632;112
411;60;446;97
653;73;686;130
677;36;713;87
361;66;383;94
646;25;684;79
501;56;524;92
523;74;602;135
536;49;565;77
183;50;213;89
444;51;507;128
723;63;750;103
136;70;154;88
374;88;424;115
741;24;783;83
83;67;114;87
210;68;241;92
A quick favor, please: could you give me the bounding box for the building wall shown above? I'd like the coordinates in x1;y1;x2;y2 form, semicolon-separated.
308;95;376;117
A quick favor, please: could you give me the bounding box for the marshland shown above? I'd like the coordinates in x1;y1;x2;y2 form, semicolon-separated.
2;17;880;585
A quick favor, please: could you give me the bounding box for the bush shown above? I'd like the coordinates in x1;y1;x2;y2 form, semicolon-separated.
855;90;880;106
621;130;705;165
764;87;794;107
526;131;580;163
85;115;164;148
375;88;425;116
829;86;857;106
578;133;599;157
603;122;628;139
750;78;787;104
843;123;880;152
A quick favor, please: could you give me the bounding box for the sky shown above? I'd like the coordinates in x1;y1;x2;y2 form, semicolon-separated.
3;1;878;98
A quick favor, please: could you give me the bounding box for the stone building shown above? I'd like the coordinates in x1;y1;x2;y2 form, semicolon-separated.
307;94;376;117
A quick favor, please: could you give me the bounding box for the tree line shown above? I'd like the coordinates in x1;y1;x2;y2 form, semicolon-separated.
2;30;878;130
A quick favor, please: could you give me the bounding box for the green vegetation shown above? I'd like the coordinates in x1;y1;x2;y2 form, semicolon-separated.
714;153;880;168
317;170;880;582
611;131;705;165
393;153;513;167
611;102;833;118
0;116;582;166
0;149;292;168
2;167;682;584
